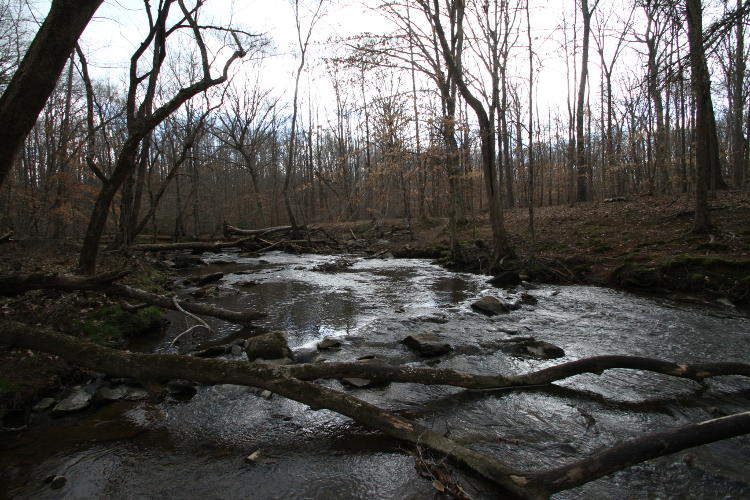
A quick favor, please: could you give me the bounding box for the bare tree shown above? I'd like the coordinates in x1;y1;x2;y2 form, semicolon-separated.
0;0;103;189
575;0;600;202
77;0;248;273
418;0;513;261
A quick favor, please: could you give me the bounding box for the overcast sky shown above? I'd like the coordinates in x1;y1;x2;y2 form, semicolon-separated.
26;0;727;131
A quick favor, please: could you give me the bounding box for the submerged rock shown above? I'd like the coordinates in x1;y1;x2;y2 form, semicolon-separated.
52;387;92;414
245;331;291;361
312;257;355;273
401;334;452;357
471;296;513;315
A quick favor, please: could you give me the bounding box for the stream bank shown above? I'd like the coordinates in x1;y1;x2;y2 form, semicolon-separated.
2;251;750;499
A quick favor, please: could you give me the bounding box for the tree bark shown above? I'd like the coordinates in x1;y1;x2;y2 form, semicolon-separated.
686;0;716;233
0;0;103;189
575;0;596;202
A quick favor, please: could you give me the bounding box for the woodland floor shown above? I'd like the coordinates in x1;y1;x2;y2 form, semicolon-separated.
2;190;750;418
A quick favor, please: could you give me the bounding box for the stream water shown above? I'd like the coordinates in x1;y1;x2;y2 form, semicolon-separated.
2;252;750;499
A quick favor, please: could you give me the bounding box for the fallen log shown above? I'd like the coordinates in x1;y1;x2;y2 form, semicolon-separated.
130;237;253;252
0;271;265;325
0;270;127;295
2;321;749;499
0;230;13;243
223;223;300;237
283;355;750;389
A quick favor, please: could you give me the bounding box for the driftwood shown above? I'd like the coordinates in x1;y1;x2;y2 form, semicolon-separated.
1;320;748;499
130;237;253;252
0;271;265;325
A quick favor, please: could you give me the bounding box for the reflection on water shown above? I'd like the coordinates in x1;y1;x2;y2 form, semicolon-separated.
2;252;750;499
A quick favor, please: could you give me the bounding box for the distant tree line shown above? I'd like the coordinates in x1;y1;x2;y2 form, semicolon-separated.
0;0;747;270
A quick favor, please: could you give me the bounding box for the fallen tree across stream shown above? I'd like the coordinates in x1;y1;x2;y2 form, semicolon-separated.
1;320;749;499
0;271;265;325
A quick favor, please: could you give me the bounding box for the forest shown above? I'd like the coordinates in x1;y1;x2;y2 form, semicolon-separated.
1;0;750;499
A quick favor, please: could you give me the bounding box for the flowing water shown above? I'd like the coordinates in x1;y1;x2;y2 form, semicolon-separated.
2;252;750;499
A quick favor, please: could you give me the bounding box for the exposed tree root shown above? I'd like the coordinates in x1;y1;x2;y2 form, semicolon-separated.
1;321;749;499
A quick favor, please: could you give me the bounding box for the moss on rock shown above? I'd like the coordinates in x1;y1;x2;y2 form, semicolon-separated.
76;305;166;347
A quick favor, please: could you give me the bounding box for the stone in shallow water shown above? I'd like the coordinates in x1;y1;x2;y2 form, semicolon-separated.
401;334;452;357
471;296;512;316
501;339;565;360
52;387;92;414
245;331;291;361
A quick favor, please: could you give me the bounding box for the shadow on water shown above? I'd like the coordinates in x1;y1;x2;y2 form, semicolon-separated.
2;251;750;499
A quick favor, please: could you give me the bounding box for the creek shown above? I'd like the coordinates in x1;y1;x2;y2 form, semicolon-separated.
2;252;750;499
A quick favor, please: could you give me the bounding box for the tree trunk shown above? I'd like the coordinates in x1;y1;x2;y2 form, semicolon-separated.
686;0;716;233
0;0;103;188
575;0;594;202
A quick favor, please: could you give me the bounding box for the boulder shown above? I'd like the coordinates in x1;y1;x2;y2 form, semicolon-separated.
52;387;92;414
245;331;291;361
317;337;342;350
471;296;511;316
401;334;452;357
488;271;521;288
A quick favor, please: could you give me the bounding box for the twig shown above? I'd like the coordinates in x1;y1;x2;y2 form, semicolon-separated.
170;296;214;347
